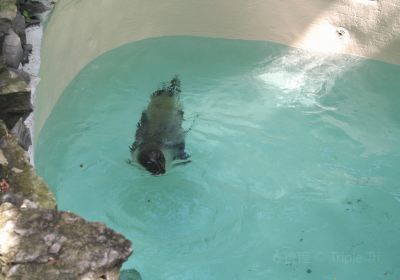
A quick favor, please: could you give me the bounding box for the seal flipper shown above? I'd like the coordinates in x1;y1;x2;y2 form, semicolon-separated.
172;142;190;160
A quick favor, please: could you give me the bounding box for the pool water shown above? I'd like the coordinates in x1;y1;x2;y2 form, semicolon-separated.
36;36;400;280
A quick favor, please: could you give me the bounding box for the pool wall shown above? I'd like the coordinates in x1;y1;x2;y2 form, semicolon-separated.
34;0;400;143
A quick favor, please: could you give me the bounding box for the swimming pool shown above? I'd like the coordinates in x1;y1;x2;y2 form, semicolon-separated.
36;36;400;279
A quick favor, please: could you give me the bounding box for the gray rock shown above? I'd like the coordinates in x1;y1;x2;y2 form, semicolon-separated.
19;0;49;15
0;33;5;58
0;203;133;279
10;118;31;150
21;44;31;64
0;120;8;138
0;19;11;34
23;43;32;52
120;269;142;280
20;198;38;208
0;30;5;46
25;18;40;27
1;192;24;206
11;13;26;45
0;0;18;21
12;68;30;83
1;29;23;68
0;64;32;128
0;148;7;165
11;167;23;173
0;19;13;61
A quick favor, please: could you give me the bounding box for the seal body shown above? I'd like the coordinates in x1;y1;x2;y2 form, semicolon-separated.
130;77;189;175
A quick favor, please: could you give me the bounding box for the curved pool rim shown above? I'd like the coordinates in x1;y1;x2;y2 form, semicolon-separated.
34;0;400;143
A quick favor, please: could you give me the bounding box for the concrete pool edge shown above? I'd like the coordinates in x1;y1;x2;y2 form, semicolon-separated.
34;0;400;143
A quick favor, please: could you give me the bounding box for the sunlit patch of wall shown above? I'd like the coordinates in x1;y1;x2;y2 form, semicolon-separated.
294;0;400;58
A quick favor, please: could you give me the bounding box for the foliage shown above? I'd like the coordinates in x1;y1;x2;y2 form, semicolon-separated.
22;9;31;22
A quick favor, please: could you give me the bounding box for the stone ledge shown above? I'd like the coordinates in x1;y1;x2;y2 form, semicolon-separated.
0;202;133;280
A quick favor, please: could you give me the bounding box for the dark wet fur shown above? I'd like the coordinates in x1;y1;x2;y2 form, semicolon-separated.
137;145;166;175
130;76;189;175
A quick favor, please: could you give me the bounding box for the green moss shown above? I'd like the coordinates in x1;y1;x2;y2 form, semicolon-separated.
0;0;17;20
22;9;31;22
1;131;56;209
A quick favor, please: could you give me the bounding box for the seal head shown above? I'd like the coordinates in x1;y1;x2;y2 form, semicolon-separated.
137;147;166;175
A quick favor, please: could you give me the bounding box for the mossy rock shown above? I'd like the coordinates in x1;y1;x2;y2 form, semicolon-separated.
0;120;56;209
0;65;32;128
0;0;17;21
0;203;132;279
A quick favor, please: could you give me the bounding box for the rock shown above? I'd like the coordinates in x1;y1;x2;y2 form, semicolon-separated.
0;202;133;279
11;13;25;45
0;119;8;138
11;167;23;173
0;19;11;34
120;269;142;280
0;0;18;21
0;64;32;129
19;0;49;15
21;43;31;64
0;30;6;49
10;118;31;150
1;29;23;68
0;149;8;166
1;192;24;206
11;68;30;83
20;198;38;208
25;17;40;27
23;43;32;52
0;120;56;209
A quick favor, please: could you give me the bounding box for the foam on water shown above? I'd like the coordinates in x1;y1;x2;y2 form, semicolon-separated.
36;37;400;279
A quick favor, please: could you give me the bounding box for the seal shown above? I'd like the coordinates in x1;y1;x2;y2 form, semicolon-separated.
130;76;190;175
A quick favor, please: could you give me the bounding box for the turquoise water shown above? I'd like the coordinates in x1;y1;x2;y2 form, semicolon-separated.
36;37;400;280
